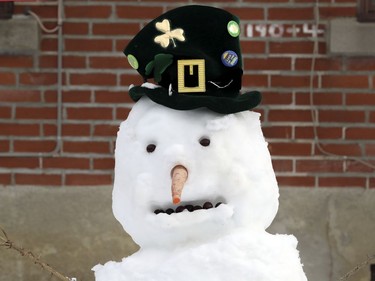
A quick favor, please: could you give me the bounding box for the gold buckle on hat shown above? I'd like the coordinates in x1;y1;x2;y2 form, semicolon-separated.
177;59;206;93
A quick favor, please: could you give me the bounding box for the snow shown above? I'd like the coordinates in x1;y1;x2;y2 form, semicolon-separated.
93;96;307;281
93;230;306;281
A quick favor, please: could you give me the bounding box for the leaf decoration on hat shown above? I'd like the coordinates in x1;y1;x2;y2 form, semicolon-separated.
154;19;185;48
145;54;174;83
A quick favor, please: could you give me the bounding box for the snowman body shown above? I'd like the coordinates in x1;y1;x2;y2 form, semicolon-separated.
93;94;307;281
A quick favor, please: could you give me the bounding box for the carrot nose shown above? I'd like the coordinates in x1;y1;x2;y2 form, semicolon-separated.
171;165;188;205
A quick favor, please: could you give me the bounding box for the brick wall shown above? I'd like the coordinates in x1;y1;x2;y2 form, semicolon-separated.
0;0;374;188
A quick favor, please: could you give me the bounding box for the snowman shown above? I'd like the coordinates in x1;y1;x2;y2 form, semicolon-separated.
93;5;307;281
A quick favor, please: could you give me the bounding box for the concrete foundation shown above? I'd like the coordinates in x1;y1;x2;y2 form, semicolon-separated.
328;18;375;56
0;17;39;54
0;186;374;281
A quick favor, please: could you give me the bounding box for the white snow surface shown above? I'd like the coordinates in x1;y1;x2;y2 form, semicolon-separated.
94;229;307;281
93;97;307;281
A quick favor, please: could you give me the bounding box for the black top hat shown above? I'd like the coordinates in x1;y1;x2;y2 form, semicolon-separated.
124;5;261;114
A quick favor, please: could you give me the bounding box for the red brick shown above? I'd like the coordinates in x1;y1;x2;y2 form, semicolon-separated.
262;126;292;139
315;143;362;157
262;91;292;105
116;6;163;19
0;72;16;85
43;157;90;169
295;58;343;71
0;56;33;68
0;90;41;102
295;92;343;106
41;38;57;52
15;173;62;186
346;128;375;140
370;178;375;189
65;173;112;185
270;41;315;54
61;90;91;103
346;57;375;71
93;158;115;170
93;124;118;137
268;7;314;20
319;177;366;188
319;6;356;19
243;0;289;2
271;159;293;172
63;141;111;154
66;107;113;120
319;110;365;123
63;22;89;35
116;39;131;52
345;160;375;173
241;41;266;54
40;55;86;69
70;73;116;86
347;93;375;106
95;90;133;103
271;75;317;88
295;126;342;139
16;107;57;119
294;0;330;2
322;75;369;89
0;158;39;168
0;173;11;185
43;91;57;103
120;74;146;86
225;7;264;20
242;74;268;87
268;142;312;156
296;159;343;173
0;124;40;136
244;58;291;71
116;107;132;120
277;176;315;187
0;140;9;152
65;39;112;52
19;73;57;86
65;5;112;18
14;140;57;153
0;106;11;118
268;109;313;122
26;6;58;19
370;111;375;123
89;56;128;69
93;23;140;35
43;124;57;136
365;144;375;156
62;124;91;136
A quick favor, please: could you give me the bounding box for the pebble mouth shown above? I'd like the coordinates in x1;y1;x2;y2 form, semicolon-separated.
154;201;223;215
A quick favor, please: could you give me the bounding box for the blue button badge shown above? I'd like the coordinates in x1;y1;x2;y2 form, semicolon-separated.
221;50;238;67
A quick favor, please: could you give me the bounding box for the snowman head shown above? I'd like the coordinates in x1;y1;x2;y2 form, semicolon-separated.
113;97;279;247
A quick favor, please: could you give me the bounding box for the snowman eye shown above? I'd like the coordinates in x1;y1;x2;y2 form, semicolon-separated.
199;137;210;147
146;144;156;153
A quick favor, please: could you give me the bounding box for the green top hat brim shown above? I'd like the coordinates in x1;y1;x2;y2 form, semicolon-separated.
129;86;261;114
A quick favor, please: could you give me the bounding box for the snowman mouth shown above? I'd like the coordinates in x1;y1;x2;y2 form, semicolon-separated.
154;201;224;215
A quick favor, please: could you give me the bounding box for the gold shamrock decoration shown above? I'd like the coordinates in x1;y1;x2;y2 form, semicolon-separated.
154;19;185;48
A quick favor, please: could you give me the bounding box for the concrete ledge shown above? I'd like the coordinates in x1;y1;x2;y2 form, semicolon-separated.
0;186;374;281
0;16;39;54
328;18;375;56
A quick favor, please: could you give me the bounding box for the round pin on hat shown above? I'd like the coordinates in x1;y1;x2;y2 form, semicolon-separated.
227;20;240;37
221;50;238;67
127;54;139;70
